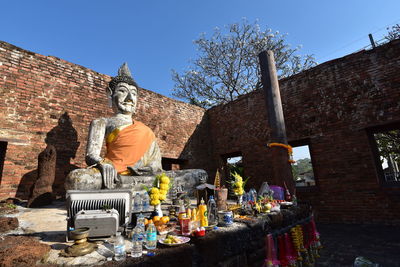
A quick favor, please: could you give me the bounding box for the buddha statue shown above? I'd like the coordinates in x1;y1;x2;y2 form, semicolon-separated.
65;63;206;194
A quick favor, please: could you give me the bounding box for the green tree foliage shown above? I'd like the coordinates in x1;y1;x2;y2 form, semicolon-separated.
374;130;400;164
172;19;316;108
385;24;400;41
291;158;313;180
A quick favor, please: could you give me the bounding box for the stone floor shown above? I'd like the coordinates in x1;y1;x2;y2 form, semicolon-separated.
316;223;400;267
17;200;66;243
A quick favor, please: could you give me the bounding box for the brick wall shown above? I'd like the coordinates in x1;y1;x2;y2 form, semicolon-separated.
207;40;400;224
0;41;207;199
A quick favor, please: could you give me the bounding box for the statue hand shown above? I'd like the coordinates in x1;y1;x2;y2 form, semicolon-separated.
127;166;153;176
98;162;117;189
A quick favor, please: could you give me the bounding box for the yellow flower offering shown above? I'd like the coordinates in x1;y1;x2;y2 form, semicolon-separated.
150;193;159;200
230;171;248;196
150;199;161;206
150;187;159;194
160;176;170;184
160;184;169;190
146;173;172;207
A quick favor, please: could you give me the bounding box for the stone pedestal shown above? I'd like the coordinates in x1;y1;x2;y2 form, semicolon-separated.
118;169;207;197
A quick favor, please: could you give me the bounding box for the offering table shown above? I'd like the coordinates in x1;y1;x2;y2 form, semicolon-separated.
101;204;312;267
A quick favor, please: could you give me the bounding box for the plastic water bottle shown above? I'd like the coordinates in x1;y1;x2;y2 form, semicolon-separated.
136;214;145;230
131;226;143;258
114;233;126;261
134;192;142;212
136;214;146;241
207;195;218;226
142;192;150;212
145;221;157;250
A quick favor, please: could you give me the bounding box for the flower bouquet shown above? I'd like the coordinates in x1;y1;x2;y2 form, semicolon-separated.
146;173;171;216
229;171;248;205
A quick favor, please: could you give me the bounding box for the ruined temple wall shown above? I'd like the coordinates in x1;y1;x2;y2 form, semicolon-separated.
207;40;400;224
2;39;400;224
134;90;210;172
0;41;206;199
281;40;400;224
206;90;273;190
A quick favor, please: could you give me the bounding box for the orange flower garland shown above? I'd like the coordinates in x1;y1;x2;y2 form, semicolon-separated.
267;142;296;164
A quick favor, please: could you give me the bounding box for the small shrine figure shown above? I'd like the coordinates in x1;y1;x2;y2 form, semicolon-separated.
214;169;221;189
214;169;228;211
195;174;215;206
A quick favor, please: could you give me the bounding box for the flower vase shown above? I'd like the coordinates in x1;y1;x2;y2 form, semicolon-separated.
154;204;163;217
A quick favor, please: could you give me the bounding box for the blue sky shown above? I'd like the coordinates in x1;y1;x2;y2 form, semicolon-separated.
1;0;399;100
293;146;311;162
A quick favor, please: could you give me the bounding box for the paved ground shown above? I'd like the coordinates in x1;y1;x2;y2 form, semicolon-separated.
17;200;66;244
316;223;400;267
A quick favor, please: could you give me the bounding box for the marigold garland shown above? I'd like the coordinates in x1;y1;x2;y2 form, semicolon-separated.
290;225;307;262
267;142;296;164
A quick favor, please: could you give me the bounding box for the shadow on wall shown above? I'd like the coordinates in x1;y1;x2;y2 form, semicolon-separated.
16;112;80;199
179;113;216;182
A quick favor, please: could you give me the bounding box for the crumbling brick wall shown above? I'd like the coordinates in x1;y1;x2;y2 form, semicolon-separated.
207;40;400;224
0;41;207;199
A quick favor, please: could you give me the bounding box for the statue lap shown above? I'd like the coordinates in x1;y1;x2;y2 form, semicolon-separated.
65;168;207;196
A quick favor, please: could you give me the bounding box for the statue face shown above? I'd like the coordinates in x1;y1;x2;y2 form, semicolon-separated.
112;82;137;114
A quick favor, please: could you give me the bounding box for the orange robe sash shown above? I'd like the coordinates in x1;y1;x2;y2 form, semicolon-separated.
105;121;155;173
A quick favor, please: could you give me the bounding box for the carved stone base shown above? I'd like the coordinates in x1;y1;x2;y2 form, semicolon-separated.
65;168;208;197
118;169;207;196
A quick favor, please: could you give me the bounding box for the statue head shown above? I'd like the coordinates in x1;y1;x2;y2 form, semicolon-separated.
108;63;139;114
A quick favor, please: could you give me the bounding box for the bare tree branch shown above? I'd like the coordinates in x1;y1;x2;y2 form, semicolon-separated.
172;19;317;108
